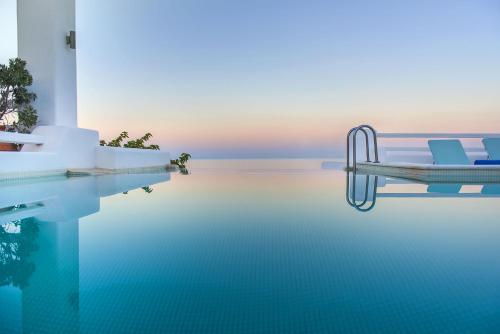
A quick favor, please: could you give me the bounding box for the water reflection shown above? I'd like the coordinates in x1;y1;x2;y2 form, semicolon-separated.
0;216;39;289
346;171;500;212
345;172;378;212
0;172;170;333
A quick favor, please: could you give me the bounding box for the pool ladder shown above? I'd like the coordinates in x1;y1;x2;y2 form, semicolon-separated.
346;125;380;173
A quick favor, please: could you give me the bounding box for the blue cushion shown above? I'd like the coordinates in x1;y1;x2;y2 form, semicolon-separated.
474;160;500;165
428;140;470;165
482;138;500;160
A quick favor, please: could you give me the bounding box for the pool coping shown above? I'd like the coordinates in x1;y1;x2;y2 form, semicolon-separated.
0;165;177;182
355;162;500;183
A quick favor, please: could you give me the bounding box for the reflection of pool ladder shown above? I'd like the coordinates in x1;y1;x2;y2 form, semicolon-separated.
346;125;379;172
346;171;378;212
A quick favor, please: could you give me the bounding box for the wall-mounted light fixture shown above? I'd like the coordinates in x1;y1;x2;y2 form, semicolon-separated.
66;31;76;49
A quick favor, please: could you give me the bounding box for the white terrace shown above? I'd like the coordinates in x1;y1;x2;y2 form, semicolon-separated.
0;0;170;179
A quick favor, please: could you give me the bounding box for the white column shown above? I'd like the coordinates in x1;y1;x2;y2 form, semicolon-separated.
17;0;77;127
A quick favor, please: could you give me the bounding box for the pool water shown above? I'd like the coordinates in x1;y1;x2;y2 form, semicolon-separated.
1;160;500;333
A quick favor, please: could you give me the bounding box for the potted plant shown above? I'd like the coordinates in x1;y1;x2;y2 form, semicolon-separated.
0;58;38;151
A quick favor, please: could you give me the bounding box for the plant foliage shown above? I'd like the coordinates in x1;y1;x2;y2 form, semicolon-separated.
0;58;38;133
170;153;191;169
142;186;153;193
100;131;160;150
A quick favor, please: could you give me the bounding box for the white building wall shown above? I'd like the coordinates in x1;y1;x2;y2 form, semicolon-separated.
17;0;77;127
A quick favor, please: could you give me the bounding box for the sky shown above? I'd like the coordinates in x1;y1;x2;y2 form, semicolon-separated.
2;0;500;158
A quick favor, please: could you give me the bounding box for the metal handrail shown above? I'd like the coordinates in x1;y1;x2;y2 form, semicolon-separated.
346;124;379;172
347;127;370;168
358;125;379;163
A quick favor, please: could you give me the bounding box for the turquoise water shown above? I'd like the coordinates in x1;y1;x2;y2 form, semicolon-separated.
1;160;500;333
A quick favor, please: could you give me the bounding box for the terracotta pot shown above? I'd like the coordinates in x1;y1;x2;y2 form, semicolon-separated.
0;125;19;152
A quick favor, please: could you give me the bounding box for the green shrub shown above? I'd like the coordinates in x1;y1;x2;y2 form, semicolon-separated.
100;131;160;150
0;58;38;133
170;153;191;169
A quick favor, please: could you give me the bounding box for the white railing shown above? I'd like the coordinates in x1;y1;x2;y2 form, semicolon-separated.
0;131;45;145
381;147;485;152
378;133;500;139
378;132;500;163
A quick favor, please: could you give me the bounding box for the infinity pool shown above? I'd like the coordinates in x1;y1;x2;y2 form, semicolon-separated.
1;160;500;333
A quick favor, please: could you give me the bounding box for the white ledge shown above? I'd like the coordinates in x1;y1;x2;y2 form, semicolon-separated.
0;131;45;144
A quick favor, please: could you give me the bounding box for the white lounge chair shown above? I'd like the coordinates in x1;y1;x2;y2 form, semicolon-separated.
482;138;500;160
428;140;470;165
428;139;500;166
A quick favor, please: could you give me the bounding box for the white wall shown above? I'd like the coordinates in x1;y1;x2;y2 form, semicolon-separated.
22;126;99;169
96;146;171;170
17;0;77;127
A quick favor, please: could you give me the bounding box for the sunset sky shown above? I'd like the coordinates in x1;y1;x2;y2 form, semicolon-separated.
2;0;500;158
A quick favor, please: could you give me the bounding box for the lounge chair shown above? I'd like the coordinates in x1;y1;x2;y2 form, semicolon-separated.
475;138;500;165
428;139;500;165
481;138;500;161
428;140;470;165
